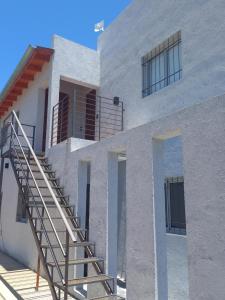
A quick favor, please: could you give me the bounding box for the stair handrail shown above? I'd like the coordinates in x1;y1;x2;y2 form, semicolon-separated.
9;132;65;285
11;111;77;245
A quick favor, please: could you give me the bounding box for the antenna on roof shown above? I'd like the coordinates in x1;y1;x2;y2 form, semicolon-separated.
94;20;104;32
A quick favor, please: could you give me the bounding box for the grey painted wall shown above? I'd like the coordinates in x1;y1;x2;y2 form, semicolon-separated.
47;94;225;300
98;0;225;130
46;35;100;151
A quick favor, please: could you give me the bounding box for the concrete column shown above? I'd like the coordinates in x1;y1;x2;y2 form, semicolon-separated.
87;150;108;298
107;152;118;282
77;161;89;230
152;138;168;300
126;133;156;300
182;112;225;300
76;161;89;278
45;59;60;152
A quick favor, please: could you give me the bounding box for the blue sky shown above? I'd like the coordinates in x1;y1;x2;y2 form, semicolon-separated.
0;0;131;91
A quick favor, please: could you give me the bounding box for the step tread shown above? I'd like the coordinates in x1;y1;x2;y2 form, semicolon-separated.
36;228;86;233
41;241;93;248
32;216;77;220
63;275;113;286
18;177;59;182
17;168;55;173
28;201;73;208
29;185;63;190
48;257;103;267
14;161;50;167
88;296;125;300
30;195;68;199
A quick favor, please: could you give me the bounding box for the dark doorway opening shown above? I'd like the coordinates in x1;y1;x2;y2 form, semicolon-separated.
85;90;96;140
57;92;70;144
42;89;48;153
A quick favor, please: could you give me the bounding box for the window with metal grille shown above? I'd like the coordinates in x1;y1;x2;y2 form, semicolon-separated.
142;31;182;97
164;176;186;235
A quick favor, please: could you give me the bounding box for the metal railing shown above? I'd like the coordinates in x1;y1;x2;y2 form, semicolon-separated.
1;111;77;299
51;93;124;146
0;110;118;299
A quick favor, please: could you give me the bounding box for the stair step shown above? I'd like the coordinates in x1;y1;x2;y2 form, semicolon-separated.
17;168;55;174
12;153;46;161
48;257;103;267
32;216;78;221
60;275;113;287
18;176;59;182
30;195;69;200
88;296;125;300
36;228;86;234
41;241;94;249
29;185;63;191
14;160;50;167
28;201;73;208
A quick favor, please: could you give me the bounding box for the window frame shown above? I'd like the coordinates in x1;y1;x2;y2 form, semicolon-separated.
164;176;186;236
142;31;182;97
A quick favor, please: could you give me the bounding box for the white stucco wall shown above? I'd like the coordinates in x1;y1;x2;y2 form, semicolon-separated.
98;0;225;130
2;62;51;152
47;93;225;300
0;35;100;270
46;35;100;151
0;160;38;270
0;62;51;270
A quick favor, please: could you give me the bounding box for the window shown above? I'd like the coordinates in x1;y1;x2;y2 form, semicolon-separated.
16;187;27;223
165;177;186;235
142;31;182;97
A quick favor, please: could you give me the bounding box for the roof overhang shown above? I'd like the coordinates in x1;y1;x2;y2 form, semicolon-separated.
0;46;54;118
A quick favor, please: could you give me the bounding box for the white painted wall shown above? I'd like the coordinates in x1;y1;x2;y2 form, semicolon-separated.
0;62;51;270
2;62;51;152
0;160;38;270
98;0;225;130
46;35;100;151
47;94;225;300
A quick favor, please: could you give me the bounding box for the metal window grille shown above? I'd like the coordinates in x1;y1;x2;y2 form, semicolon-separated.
164;176;186;235
142;31;182;97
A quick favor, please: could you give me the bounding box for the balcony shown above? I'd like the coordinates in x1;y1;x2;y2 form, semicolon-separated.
51;89;124;146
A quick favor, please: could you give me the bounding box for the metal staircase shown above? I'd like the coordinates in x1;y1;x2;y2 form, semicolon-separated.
1;110;124;300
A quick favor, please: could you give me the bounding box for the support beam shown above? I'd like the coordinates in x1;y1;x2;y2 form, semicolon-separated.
21;73;34;81
15;82;28;89
6;95;17;101
11;88;22;95
27;64;42;72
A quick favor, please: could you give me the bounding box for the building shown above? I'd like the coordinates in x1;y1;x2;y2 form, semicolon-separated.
0;0;225;299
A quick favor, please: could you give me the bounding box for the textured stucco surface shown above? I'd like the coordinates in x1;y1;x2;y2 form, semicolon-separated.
46;35;100;151
0;0;225;298
98;0;225;130
0;62;51;270
47;94;225;300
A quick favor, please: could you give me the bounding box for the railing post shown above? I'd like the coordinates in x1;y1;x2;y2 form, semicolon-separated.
121;101;124;131
51;106;54;147
35;255;41;290
36;206;45;290
98;96;101;141
64;229;69;300
9;113;14;155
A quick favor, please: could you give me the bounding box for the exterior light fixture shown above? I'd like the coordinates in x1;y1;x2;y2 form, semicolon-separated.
113;96;120;106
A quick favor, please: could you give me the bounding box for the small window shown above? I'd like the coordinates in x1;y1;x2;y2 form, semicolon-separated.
165;177;186;235
142;31;182;97
16;187;27;223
